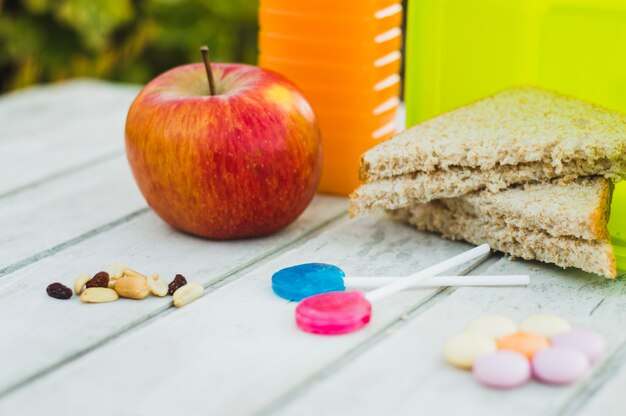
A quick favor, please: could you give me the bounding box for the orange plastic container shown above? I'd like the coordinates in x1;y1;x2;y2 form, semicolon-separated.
258;0;403;195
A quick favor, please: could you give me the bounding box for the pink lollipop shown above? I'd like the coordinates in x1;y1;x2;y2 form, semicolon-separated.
296;244;491;335
296;291;371;334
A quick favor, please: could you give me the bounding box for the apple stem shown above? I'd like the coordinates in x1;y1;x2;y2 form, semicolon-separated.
200;46;217;96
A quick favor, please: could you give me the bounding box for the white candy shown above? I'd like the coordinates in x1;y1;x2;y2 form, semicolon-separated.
519;313;570;337
467;314;517;338
443;331;497;369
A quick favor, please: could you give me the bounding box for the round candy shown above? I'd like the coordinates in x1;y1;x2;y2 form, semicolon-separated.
519;313;570;337
467;314;517;338
295;291;371;335
497;332;549;359
532;347;589;385
472;350;531;389
551;329;605;363
443;332;497;369
272;263;345;301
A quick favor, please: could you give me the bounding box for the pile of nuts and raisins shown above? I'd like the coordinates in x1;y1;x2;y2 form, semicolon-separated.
46;263;203;308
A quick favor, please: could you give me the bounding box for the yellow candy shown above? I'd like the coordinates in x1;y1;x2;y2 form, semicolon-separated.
443;331;497;369
467;314;517;338
519;314;570;337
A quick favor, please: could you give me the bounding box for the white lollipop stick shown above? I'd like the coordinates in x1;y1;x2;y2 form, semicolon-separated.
365;244;491;302
345;275;529;288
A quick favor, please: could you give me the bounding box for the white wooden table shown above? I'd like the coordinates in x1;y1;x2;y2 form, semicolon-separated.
1;80;625;416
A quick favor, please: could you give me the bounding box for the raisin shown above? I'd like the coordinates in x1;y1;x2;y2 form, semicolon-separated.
46;282;72;299
86;271;110;288
167;274;187;295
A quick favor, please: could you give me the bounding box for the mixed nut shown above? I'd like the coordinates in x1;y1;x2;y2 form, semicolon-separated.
46;263;203;308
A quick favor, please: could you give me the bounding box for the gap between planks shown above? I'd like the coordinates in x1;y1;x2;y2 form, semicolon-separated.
0;150;123;200
0;207;148;279
0;210;347;399
258;253;500;416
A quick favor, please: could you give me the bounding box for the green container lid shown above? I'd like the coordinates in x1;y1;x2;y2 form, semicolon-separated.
610;183;625;273
615;239;625;273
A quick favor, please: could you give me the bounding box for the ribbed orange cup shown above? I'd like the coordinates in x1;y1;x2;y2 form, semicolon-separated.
259;0;403;195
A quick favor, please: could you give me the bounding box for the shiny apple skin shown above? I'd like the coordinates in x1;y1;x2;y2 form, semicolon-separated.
125;63;322;239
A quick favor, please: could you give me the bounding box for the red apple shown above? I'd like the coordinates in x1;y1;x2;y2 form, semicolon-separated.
125;57;322;239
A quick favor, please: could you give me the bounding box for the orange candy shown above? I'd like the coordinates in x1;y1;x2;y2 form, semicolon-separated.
497;332;550;359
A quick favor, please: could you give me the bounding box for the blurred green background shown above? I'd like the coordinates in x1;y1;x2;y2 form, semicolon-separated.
0;0;259;92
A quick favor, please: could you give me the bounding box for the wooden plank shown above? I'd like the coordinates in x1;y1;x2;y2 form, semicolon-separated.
0;80;140;138
0;156;145;274
270;259;626;416
0;215;482;414
0;82;139;196
0;195;347;397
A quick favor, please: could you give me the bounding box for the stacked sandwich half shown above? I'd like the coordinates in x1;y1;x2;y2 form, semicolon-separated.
350;87;626;278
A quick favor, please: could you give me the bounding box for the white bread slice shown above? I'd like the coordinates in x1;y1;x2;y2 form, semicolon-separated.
349;158;610;216
446;177;612;241
361;86;626;181
390;177;616;278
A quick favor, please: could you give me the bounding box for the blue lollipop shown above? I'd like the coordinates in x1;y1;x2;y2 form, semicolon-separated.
272;263;345;301
272;260;530;302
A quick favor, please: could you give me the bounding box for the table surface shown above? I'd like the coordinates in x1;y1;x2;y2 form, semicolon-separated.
1;80;625;416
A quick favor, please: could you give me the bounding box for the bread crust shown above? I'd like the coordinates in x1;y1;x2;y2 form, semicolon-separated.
588;180;614;240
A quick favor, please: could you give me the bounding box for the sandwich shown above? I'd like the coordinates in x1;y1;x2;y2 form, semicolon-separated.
349;86;624;277
390;177;616;278
350;86;626;216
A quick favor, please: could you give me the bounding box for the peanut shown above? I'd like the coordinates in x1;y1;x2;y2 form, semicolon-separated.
73;273;91;295
173;283;203;308
147;274;168;297
105;262;125;279
123;267;146;279
114;275;150;300
80;287;119;303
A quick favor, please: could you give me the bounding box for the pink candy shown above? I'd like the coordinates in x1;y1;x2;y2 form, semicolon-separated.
530;329;604;385
295;291;371;335
473;351;531;389
532;347;590;385
551;329;605;363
